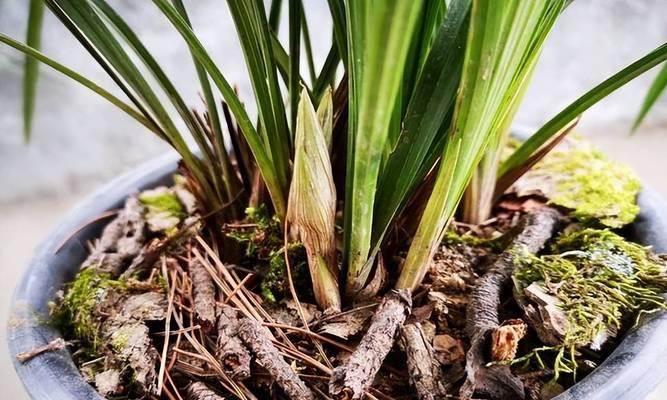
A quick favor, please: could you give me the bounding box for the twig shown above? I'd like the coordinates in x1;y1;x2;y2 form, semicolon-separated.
157;260;177;395
329;289;412;400
16;338;68;363
399;323;446;400
186;381;225;400
237;317;314;400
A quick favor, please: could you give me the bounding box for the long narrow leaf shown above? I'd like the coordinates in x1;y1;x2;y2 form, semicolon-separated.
268;0;283;31
299;1;316;84
501;42;667;178
398;0;566;291
326;0;347;65
288;0;301;133
22;0;45;141
171;0;242;211
344;0;423;294
226;0;291;191
633;62;667;131
1;33;158;134
153;0;288;218
313;44;340;102
371;0;470;251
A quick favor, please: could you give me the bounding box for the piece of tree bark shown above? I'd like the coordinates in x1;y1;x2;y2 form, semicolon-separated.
399;323;447;400
236;317;314;400
329;289;412;400
84;196;146;277
461;207;561;400
216;306;251;380
490;319;527;362
186;381;225;400
190;259;217;332
95;369;122;397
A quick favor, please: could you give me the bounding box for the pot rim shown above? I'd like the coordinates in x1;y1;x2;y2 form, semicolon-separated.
7;149;667;400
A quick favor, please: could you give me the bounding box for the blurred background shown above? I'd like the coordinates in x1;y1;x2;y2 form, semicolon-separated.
1;0;666;398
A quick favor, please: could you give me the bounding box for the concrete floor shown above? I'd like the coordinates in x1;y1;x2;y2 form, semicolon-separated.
1;0;667;398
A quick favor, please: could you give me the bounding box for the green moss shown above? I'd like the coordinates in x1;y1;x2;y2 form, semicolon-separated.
510;228;667;380
259;244;308;303
245;205;272;228
443;229;489;247
51;268;124;351
524;142;641;228
442;228;506;251
226;205;283;258
110;326;131;351
225;205;310;303
139;190;184;219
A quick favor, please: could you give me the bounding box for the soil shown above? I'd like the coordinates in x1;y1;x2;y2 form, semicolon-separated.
27;166;667;400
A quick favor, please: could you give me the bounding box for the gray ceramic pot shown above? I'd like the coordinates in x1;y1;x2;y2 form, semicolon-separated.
7;153;667;400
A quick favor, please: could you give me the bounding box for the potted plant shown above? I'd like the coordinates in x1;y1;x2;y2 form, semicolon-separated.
4;1;667;399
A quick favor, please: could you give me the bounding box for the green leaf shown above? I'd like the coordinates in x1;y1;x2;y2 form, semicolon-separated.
313;44;340;102
55;0;235;212
226;0;291;193
633;62;667;131
299;1;316;84
1;33;157;134
501;42;667;179
326;0;347;65
343;0;424;294
22;0;45;141
288;0;301;133
286;88;340;311
269;0;283;31
462;10;561;225
371;0;470;252
170;0;242;212
153;0;288;218
397;0;567;291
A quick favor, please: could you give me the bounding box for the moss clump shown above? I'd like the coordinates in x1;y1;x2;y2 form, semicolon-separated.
226;205;283;258
511;228;667;379
259;244;308;303
442;228;508;252
51;268;125;352
514;140;641;228
110;326;131;351
225;205;309;303
139;190;184;219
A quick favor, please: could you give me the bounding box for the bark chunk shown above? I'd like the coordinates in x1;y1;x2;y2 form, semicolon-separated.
95;369;122;397
237;317;314;400
216;306;251;380
461;207;561;400
190;259;217;332
83;196;146;277
186;381;225;400
329;289;412;400
400;323;447;400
